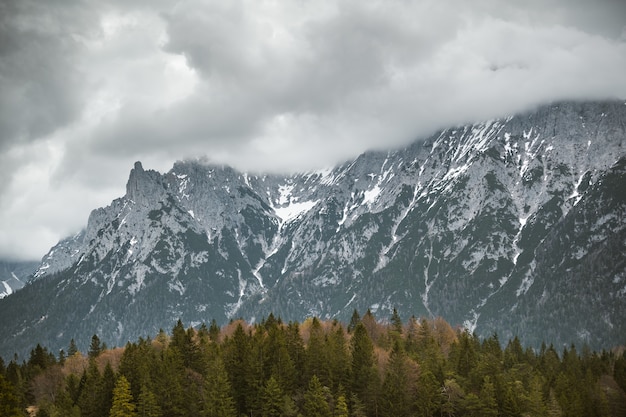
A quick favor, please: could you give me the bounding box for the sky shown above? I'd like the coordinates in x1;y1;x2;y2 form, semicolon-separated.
1;0;625;262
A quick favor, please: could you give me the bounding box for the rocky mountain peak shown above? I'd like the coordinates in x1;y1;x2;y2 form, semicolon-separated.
1;100;624;358
125;160;165;206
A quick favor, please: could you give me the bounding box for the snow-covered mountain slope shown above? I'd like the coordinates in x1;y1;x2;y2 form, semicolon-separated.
0;100;624;357
0;260;37;299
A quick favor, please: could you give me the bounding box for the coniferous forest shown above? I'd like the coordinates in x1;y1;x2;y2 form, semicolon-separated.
2;310;626;417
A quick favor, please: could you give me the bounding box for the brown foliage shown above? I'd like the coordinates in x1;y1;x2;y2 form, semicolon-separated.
31;365;65;404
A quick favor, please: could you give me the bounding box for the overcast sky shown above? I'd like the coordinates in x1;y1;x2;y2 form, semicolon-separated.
1;0;625;262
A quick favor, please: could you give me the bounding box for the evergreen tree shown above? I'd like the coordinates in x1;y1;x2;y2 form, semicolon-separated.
441;379;464;417
360;309;379;345
261;376;284;417
51;389;81;417
223;323;252;415
390;308;403;336
350;323;380;414
415;370;440;417
326;325;351;391
269;336;297;394
78;361;108;417
68;338;79;356
28;344;55;372
201;357;237;417
380;340;410;417
334;394;349;417
478;377;498;417
523;375;547;417
110;375;137;417
152;346;187;417
137;385;162;417
306;317;330;386
0;373;22;417
285;321;306;390
453;330;477;379
208;319;221;343
102;363;117;414
89;334;103;359
347;309;360;333
303;375;332;417
119;339;155;401
65;373;82;405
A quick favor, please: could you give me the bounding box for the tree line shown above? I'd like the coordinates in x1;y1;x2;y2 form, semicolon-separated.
1;309;626;417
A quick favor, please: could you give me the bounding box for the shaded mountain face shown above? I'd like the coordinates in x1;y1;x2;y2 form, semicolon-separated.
1;100;624;357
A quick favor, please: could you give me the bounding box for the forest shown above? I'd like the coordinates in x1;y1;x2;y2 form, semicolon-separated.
1;309;626;417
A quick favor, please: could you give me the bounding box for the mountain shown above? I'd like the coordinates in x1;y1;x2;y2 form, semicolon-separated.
0;260;38;299
0;100;624;358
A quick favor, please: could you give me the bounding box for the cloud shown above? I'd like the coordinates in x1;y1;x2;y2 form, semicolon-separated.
82;0;626;170
1;0;625;260
0;1;98;150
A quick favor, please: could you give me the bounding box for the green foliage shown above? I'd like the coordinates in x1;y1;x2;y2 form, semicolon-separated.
3;314;625;417
88;334;103;359
201;357;237;417
136;385;161;417
261;376;284;417
333;394;349;417
303;375;331;417
380;340;410;417
109;375;136;417
78;361;109;417
0;373;23;417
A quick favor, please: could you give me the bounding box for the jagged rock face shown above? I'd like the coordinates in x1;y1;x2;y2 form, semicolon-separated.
0;100;625;357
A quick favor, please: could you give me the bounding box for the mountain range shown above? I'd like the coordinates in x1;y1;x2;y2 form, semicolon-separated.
0;100;624;358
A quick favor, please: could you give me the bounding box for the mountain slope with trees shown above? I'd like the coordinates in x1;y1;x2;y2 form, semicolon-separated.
2;312;626;417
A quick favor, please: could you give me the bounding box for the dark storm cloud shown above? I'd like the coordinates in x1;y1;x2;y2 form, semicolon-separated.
0;1;99;150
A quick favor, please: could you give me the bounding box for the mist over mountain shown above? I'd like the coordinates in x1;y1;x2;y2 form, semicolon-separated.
1;100;624;358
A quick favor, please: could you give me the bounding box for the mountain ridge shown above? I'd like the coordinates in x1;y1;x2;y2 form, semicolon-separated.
1;99;624;358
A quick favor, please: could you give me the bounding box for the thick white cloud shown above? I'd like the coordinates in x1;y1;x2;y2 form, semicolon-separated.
1;0;625;260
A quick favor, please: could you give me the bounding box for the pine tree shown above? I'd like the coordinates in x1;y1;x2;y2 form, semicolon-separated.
0;373;22;417
152;345;187;417
209;319;220;343
137;385;162;417
380;340;410;417
89;334;103;359
441;379;465;417
478;377;498;417
78;361;107;417
334;394;349;417
110;375;137;417
201;357;237;417
390;308;403;336
306;317;330;386
350;323;375;397
261;376;284;417
223;323;254;414
347;309;360;333
285;321;306;390
326;325;351;391
350;323;380;414
68;338;78;356
102;363;117;414
454;330;477;379
303;375;332;417
415;370;441;417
